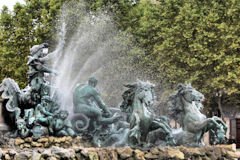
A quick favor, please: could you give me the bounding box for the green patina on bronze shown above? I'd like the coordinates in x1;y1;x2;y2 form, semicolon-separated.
72;77;129;147
0;43;227;148
120;80;175;147
0;43;75;139
169;83;228;147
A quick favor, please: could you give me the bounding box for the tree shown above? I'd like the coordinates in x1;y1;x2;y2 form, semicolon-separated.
84;0;140;29
123;0;240;113
1;0;240;114
0;0;67;88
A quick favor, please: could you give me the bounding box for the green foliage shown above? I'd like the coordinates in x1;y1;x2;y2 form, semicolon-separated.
0;0;240;109
0;0;67;88
123;0;240;107
84;0;139;29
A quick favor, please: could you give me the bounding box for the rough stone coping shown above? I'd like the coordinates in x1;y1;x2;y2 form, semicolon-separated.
4;137;239;160
13;136;86;149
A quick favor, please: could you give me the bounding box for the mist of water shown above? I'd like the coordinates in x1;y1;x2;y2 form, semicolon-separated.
43;3;170;147
48;2;153;117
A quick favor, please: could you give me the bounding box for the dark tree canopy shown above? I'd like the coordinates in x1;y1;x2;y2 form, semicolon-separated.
121;0;240;111
0;0;240;112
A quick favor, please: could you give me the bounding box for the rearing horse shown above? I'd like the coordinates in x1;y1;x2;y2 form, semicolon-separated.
169;83;227;147
120;80;174;147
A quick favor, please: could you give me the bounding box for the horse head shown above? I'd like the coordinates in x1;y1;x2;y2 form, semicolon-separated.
135;80;155;107
178;83;204;110
123;80;155;108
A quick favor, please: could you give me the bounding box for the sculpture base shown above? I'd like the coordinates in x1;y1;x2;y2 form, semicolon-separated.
2;140;239;160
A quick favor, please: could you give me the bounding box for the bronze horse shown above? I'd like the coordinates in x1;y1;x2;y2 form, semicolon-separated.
121;80;174;147
169;84;227;147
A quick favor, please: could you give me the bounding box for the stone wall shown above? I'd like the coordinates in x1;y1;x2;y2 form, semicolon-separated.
0;102;238;160
0;137;238;160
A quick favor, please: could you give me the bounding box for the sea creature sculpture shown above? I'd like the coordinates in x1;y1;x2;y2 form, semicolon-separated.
169;83;227;147
72;77;126;147
120;80;175;147
0;43;74;138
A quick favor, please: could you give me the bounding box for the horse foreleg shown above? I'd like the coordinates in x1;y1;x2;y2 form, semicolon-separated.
150;121;175;145
212;116;228;133
193;119;213;132
129;113;141;145
194;118;222;134
150;121;171;134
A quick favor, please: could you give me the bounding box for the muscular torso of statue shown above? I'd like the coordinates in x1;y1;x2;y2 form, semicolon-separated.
73;82;120;125
73;84;98;105
73;84;103;116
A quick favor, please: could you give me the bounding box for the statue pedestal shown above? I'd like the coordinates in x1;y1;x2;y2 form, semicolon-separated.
0;100;9;131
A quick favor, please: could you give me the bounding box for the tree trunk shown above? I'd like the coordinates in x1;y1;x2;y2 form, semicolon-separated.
217;96;225;119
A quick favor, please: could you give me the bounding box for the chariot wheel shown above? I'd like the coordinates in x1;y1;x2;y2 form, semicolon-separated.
71;113;90;133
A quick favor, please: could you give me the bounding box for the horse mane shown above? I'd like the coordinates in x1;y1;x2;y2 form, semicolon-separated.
120;87;136;113
168;84;186;126
120;80;155;113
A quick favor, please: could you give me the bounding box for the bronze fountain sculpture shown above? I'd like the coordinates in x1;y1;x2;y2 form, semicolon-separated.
0;43;75;139
0;43;227;148
169;83;227;147
120;80;175;147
